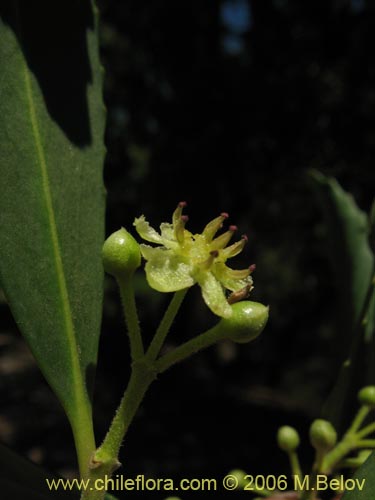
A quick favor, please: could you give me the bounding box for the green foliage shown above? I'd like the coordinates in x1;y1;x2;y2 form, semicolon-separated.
310;171;373;334
0;442;75;500
0;0;105;474
310;172;375;430
342;452;375;500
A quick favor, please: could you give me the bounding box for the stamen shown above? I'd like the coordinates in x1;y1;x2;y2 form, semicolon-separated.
175;216;188;244
172;201;187;226
228;284;251;305
200;250;218;270
225;267;251;279
210;226;236;251
249;264;256;274
221;237;247;259
203;212;229;242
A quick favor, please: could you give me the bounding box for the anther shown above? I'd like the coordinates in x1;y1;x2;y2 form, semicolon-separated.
173;202;187;229
229;225;238;232
227;284;251;305
200;250;219;271
249;264;256;273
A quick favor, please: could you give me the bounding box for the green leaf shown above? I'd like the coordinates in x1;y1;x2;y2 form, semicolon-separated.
0;1;106;473
0;442;76;499
311;171;373;329
342;452;375;500
0;443;120;500
310;171;375;429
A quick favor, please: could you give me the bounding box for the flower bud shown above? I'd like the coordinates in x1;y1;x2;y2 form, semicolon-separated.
309;419;337;452
358;386;375;408
213;301;269;344
277;426;300;452
102;228;141;278
228;469;248;489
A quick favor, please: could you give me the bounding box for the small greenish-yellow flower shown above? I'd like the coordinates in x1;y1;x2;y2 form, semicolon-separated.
134;202;254;318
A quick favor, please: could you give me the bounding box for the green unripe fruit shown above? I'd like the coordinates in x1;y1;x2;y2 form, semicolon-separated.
213;301;269;344
277;426;300;452
309;419;337;451
102;228;141;278
358;386;375;407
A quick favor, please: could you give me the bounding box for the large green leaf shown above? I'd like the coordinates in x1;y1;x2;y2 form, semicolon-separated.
0;442;75;500
310;172;375;429
0;443;120;500
342;452;375;500
0;0;105;470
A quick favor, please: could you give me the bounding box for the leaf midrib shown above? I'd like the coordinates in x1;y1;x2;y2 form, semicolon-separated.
21;36;87;418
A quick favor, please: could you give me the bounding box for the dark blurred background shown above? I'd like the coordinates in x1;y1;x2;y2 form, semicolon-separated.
1;0;375;498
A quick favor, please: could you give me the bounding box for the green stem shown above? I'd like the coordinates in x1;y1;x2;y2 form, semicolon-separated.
357;421;375;439
318;406;373;475
80;361;157;500
355;439;375;448
146;289;187;361
304;450;326;500
95;360;156;463
321;434;357;473
349;406;371;434
155;325;225;373
80;290;188;499
70;412;96;481
117;276;143;360
339;457;365;468
288;451;302;481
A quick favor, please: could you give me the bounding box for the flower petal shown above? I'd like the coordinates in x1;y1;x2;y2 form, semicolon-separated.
143;246;195;292
195;271;232;318
159;222;179;249
213;262;253;292
134;215;164;244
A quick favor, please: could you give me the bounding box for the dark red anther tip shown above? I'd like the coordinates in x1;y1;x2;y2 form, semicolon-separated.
210;250;219;258
229;225;238;232
220;212;229;219
241;234;248;242
181;215;189;222
178;201;187;208
249;264;256;273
